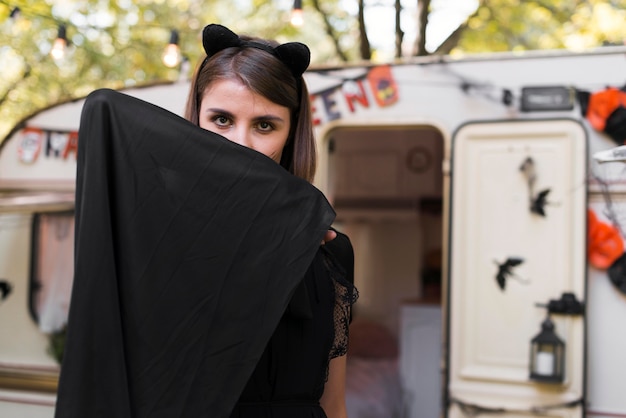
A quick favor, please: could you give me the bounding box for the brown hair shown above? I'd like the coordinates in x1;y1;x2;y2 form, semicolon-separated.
184;38;316;183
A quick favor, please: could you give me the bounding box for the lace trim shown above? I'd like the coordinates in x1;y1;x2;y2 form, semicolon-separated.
322;251;359;360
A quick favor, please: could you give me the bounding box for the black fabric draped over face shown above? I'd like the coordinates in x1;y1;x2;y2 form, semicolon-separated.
54;89;335;418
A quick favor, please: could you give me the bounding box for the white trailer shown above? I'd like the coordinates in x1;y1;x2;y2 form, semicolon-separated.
1;47;625;418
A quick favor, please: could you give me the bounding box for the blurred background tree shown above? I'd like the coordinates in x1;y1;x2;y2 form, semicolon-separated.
1;0;625;143
449;0;626;54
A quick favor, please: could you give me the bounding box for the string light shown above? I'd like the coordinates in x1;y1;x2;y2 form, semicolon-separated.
291;0;304;27
2;2;295;70
3;2;188;68
162;29;182;68
50;24;67;60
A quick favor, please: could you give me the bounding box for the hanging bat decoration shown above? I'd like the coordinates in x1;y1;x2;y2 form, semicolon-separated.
0;280;12;302
494;257;529;291
530;189;551;216
519;156;551;217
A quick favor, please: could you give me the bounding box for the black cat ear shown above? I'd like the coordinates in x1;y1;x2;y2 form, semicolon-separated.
274;42;311;78
202;24;241;58
201;24;310;79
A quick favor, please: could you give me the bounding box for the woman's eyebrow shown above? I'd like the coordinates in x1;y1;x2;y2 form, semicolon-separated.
253;115;286;123
206;107;234;116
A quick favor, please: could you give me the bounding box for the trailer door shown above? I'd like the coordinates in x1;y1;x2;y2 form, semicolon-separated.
446;119;587;417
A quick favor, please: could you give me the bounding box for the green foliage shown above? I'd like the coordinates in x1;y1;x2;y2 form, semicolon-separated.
454;0;626;54
0;0;350;143
1;0;625;143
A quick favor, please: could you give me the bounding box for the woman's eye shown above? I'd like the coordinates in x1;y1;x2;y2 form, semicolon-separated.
257;121;274;132
212;115;230;127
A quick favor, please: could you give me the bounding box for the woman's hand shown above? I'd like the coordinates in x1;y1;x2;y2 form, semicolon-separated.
322;229;337;245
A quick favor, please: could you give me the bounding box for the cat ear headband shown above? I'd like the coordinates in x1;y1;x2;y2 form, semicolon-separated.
202;24;311;79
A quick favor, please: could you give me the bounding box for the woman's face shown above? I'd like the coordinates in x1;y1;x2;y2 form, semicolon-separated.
199;79;291;163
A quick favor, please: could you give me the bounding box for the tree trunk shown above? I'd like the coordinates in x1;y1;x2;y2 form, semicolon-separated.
433;23;466;55
311;0;349;62
358;0;371;60
433;3;481;55
395;0;404;58
414;0;431;56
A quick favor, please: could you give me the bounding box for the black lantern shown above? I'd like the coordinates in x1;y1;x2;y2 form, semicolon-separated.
529;316;565;383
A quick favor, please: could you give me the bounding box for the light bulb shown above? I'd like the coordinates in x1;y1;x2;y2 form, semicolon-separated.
162;44;181;67
162;30;181;68
291;9;304;27
51;25;68;60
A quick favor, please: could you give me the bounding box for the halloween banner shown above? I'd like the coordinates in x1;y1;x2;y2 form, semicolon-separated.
311;65;399;125
17;127;79;164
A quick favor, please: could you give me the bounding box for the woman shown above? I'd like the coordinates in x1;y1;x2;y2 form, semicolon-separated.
55;23;355;418
185;24;357;418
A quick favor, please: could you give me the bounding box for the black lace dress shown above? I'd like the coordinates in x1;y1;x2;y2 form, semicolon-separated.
230;231;358;418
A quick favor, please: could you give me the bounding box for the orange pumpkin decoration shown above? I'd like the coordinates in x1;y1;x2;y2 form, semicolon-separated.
588;208;624;269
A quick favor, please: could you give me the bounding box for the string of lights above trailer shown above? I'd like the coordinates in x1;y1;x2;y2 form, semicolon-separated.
2;1;306;67
3;0;625;142
3;3;186;67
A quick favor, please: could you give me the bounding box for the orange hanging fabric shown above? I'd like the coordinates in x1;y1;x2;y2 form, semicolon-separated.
588;208;624;269
585;87;626;144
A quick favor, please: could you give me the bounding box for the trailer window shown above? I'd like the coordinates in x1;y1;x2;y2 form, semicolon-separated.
29;211;74;333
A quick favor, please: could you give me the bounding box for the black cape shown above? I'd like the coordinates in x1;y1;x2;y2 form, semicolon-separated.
55;89;335;418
